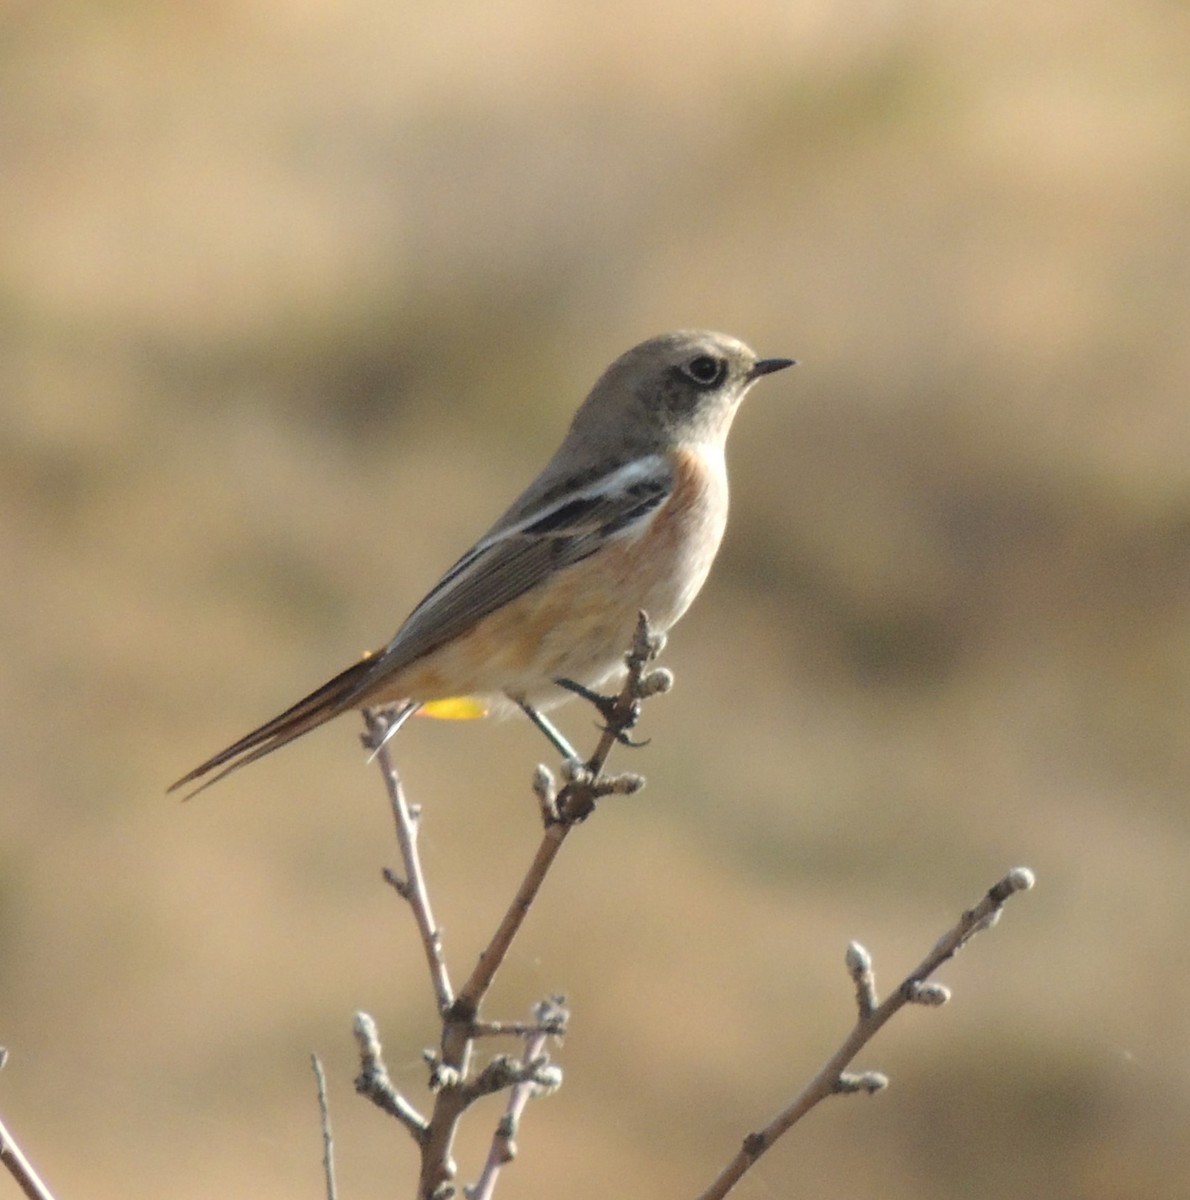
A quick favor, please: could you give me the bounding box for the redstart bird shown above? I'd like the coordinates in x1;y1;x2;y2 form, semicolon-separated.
171;330;794;796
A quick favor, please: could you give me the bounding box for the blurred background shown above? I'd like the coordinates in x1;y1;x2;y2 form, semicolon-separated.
2;2;1188;1197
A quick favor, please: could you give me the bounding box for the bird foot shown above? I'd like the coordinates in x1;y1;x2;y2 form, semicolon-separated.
555;678;649;748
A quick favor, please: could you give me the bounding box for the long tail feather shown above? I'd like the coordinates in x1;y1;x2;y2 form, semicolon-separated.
169;653;389;799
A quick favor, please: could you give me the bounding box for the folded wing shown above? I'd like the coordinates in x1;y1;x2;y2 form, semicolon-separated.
169;455;674;796
382;453;674;672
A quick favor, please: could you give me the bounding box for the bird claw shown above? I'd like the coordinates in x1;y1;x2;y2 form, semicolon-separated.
557;677;648;748
611;728;650;749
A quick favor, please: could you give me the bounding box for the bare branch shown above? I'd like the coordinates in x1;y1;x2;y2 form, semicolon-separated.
460;1053;562;1106
467;999;568;1200
470;1009;569;1040
0;1101;57;1200
310;1054;338;1200
362;708;454;1015
383;615;666;1199
694;866;1036;1200
453;616;662;1020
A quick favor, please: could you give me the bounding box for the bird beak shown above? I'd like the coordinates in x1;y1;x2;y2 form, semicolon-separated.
748;357;797;380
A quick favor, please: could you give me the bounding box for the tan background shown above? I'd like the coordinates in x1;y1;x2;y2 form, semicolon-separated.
3;2;1189;1197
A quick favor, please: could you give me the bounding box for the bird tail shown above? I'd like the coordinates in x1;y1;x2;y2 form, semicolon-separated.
168;652;392;799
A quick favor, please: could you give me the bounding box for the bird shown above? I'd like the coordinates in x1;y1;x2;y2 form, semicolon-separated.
170;330;794;796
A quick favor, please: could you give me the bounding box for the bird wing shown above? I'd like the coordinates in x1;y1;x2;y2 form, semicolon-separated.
358;453;675;687
168;455;673;797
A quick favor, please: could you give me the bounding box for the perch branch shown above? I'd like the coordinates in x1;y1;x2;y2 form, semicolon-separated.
454;613;662;1018
358;613;667;1200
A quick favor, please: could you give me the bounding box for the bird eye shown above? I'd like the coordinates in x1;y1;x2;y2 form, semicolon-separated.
680;355;726;387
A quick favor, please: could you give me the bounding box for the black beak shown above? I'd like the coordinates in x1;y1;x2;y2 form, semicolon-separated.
748;357;797;380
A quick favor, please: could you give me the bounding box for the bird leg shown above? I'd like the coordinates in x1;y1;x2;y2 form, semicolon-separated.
513;697;581;761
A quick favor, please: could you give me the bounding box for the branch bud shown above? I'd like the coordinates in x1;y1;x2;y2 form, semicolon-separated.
597;771;645;796
845;941;872;979
636;667;674;698
907;981;951;1007
534;1063;563;1094
836;1070;889;1095
353;1010;385;1061
532;764;555;800
1006;866;1036;893
846;940;878;1017
560;759;592;786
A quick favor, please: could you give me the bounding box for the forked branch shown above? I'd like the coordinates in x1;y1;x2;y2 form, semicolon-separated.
693;867;1036;1200
354;613;667;1199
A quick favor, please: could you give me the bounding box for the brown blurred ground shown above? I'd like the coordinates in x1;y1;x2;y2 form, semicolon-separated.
2;2;1189;1198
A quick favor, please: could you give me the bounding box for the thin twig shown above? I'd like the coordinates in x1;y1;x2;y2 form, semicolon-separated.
459;1053;561;1106
470;1012;569;1040
467;999;568;1200
310;1054;338;1200
363;708;455;1016
0;1108;57;1200
694;866;1036;1200
352;1012;430;1144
